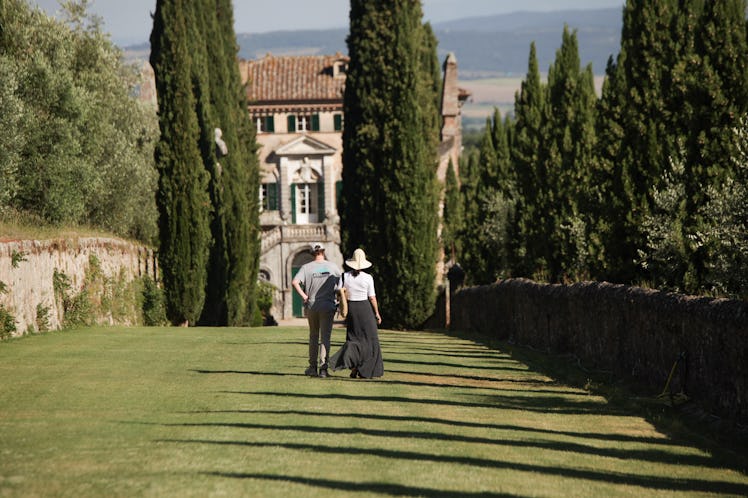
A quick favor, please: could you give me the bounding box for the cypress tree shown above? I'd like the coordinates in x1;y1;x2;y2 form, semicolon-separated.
489;108;523;271
457;147;481;283
150;0;212;325
341;0;440;329
667;0;748;291
512;42;548;278
596;0;678;283
216;0;261;326
591;55;627;279
197;0;260;325
182;0;227;326
442;158;463;262
460;120;497;284
458;111;518;284
692;0;748;293
544;26;597;280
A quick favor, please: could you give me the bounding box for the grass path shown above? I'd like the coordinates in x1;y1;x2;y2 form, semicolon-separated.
0;326;746;497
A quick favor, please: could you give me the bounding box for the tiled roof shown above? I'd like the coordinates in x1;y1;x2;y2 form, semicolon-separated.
242;53;349;104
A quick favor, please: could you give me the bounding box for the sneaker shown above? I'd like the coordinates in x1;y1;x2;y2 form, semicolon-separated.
304;366;317;377
318;368;329;378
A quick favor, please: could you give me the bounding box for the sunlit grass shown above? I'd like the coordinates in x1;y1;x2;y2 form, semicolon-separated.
0;326;746;497
0;209;116;242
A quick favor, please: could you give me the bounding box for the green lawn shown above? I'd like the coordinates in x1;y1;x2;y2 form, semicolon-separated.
0;326;746;497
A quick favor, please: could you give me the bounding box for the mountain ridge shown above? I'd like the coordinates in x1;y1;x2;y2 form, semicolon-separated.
125;8;622;78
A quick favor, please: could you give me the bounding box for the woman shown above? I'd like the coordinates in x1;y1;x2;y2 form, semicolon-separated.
329;248;384;379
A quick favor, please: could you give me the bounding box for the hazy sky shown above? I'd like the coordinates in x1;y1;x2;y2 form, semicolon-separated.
31;0;624;46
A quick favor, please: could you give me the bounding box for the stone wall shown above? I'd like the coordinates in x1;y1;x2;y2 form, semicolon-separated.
0;237;156;335
449;278;748;424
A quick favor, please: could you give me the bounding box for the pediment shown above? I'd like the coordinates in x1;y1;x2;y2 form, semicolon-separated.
275;135;337;156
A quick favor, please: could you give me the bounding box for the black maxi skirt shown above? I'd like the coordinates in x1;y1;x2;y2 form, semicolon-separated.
329;300;383;378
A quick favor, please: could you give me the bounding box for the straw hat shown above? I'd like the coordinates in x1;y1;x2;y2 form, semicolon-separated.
345;248;372;270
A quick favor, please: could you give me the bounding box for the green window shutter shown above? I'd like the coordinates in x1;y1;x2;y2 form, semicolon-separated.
267;116;275;133
268;182;278;210
311;114;320;131
317;181;325;222
287;115;296;132
333;114;342;131
291;184;297;224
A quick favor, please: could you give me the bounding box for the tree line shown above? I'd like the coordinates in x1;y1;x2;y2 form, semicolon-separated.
1;0;262;327
4;0;744;332
0;0;159;243
445;0;748;300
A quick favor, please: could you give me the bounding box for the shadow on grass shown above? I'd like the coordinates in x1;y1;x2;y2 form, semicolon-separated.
201;472;523;497
191;369;305;377
385;357;531;372
158;420;719;468
443;328;748;475
195;369;585;395
383;350;517;361
157;438;748;495
180;408;691;447
222;390;624;416
385;369;555;384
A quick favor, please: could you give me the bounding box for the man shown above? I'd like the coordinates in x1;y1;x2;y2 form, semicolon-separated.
292;243;342;378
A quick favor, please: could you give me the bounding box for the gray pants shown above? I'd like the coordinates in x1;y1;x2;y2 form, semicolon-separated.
307;309;335;369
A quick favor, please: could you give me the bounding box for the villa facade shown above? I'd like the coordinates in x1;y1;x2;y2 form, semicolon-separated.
239;52;469;319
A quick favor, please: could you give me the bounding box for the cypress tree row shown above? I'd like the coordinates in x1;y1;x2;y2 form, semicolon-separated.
341;0;440;329
150;0;212;325
451;0;748;298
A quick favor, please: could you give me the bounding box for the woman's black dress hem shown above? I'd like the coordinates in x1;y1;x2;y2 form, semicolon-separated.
329;300;383;378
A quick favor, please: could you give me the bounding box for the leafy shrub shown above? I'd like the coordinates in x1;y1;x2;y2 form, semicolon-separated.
35;302;51;333
0;281;16;339
141;275;166;326
0;305;15;340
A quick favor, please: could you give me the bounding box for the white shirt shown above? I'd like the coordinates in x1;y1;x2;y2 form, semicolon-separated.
342;271;375;301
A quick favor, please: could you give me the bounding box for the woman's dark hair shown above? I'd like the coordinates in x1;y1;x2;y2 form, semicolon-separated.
351;270;360;277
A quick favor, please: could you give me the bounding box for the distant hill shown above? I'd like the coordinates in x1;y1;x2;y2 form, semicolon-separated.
433;8;621;78
123;8;623;125
227;8;622;78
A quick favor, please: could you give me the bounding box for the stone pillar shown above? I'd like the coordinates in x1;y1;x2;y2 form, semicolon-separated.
279;156;291;222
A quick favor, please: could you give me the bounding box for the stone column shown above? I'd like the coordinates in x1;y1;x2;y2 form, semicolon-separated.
279;156;290;222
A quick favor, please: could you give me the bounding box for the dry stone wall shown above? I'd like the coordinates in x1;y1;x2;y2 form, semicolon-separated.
0;237;156;335
449;278;748;424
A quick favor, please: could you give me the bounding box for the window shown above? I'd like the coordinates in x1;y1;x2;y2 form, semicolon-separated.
260;182;278;211
292;182;319;224
333;61;347;78
288;114;320;132
298;183;312;214
333;113;343;131
256;116;274;133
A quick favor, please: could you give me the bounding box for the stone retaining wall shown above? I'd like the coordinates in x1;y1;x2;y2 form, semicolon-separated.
449;278;748;424
0;238;156;335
